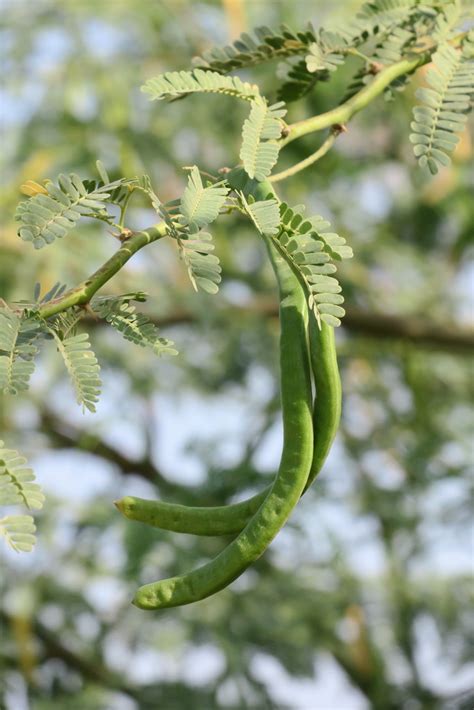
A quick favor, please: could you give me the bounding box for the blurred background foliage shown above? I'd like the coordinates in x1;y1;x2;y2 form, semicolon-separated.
0;0;473;708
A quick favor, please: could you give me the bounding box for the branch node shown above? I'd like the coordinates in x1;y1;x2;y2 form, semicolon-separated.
369;61;384;75
118;229;134;242
80;303;97;319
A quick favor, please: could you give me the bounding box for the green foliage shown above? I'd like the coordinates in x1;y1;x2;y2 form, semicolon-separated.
0;440;44;510
47;319;102;413
240;194;281;236
277;58;322;103
14;163;165;249
2;0;473;702
192;23;317;73
329;1;465;106
239;194;351;326
0;514;36;553
188;0;463;110
432;1;462;42
152;168;229;294
176;232;223;295
376;27;416;100
192;23;347;105
0;440;44;553
380;25;413;61
240;101;287;181
305;31;347;73
141;69;260;102
180;167;229;231
3;0;470;577
143;70;287;182
15;173;116;249
410;41;473;174
0;305;40;394
92;294;178;357
274;203;353;327
280;29;348;105
136;173;226;297
347;0;420;40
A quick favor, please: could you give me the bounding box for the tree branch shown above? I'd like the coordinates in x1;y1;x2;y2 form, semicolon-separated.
270;131;337;183
9;34;467;342
37;223;167;319
38;409;184;496
280;54;427;147
37;408;269;504
280;31;466;150
84;301;472;353
0;610;139;700
341;307;474;352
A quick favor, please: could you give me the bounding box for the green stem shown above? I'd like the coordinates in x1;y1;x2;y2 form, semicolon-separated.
270;132;336;183
38;223;167;319
280;31;466;148
118;190;134;228
28;44;463;322
346;47;376;63
280;54;427;147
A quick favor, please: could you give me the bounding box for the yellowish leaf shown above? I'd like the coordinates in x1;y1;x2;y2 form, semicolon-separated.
20;180;48;197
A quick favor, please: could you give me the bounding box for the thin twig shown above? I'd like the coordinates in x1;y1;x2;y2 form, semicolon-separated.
279;32;466;148
270;132;337;183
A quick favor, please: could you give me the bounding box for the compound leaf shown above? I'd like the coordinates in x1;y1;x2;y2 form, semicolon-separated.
180;167;229;231
0;515;37;553
0;440;44;510
240;102;286;180
92;295;178;357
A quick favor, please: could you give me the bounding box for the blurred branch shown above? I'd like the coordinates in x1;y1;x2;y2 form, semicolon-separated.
38;408;268;502
38;410;184;496
0;610;139;701
85;301;474;353
331;646;398;710
341;307;474;352
2;608;224;705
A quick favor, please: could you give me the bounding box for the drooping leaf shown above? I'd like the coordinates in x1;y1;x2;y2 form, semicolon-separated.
410;42;473;174
0;306;40;395
176;232;222;294
243;198;281;237
48;327;102;413
142;69;260;103
92;295;178;357
0;440;44;510
240;101;286;181
0;515;37;552
192;23;318;74
272;203;353;327
180;167;229;231
15;173;116;249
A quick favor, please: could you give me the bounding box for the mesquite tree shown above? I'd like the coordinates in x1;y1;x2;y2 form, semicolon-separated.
1;1;473;611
